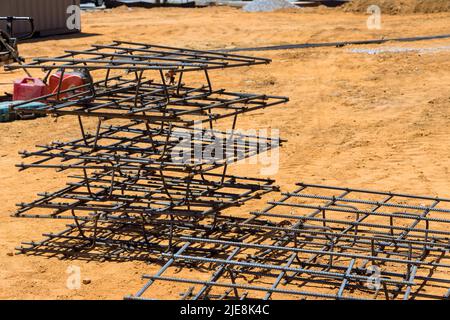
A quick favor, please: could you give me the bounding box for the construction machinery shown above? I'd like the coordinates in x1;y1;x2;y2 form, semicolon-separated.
0;16;34;66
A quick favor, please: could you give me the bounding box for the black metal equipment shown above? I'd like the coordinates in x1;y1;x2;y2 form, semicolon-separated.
0;16;34;65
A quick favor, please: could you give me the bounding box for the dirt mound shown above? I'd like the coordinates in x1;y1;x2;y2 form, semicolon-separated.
343;0;450;14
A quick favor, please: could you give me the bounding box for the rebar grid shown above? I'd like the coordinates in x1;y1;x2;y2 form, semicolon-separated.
17;121;284;174
6;41;271;72
8;80;288;124
128;183;450;300
16;215;274;263
14;170;276;224
5;41;287;124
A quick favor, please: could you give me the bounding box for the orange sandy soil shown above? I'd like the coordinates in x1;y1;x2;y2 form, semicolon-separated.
0;6;450;299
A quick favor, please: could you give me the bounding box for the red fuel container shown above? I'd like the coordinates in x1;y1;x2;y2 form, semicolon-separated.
13;77;47;101
47;72;87;100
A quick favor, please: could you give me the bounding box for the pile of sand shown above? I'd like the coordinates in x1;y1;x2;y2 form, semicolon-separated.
343;0;450;14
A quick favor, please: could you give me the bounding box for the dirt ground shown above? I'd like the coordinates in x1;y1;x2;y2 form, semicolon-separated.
344;0;450;14
0;5;450;299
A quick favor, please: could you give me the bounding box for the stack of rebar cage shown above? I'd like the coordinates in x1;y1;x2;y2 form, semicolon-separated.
8;41;288;253
6;41;450;300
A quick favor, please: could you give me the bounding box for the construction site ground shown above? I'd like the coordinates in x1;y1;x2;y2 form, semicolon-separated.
0;5;449;299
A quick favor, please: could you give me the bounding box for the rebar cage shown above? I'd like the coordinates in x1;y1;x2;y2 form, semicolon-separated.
128;183;450;300
6;41;286;125
6;41;271;72
17;121;284;174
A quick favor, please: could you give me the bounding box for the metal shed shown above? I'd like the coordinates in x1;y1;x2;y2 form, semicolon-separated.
0;0;81;37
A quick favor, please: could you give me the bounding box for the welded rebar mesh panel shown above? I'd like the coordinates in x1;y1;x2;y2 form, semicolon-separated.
5;40;271;73
17;121;284;174
5;40;286;124
130;182;450;300
10;80;288;124
14;170;277;223
16;215;275;263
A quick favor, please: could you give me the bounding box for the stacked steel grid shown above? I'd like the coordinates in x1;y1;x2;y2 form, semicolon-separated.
16;121;284;173
9;41;287;256
129;183;450;300
16;181;450;300
9;42;450;300
6;41;286;125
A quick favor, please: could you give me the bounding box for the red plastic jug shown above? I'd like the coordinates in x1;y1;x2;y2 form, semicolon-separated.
13;77;47;101
47;71;87;100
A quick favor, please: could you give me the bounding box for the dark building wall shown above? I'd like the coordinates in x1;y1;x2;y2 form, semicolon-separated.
0;0;81;37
